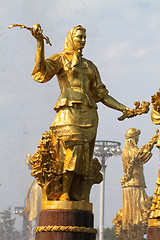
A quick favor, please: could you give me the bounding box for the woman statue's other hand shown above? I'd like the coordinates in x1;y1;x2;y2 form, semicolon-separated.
118;107;133;121
31;24;43;41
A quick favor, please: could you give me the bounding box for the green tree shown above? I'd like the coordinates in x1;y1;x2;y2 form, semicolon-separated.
0;207;20;240
104;226;116;240
97;226;117;240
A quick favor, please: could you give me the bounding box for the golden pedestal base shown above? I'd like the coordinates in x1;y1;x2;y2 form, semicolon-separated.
41;200;93;212
148;218;160;227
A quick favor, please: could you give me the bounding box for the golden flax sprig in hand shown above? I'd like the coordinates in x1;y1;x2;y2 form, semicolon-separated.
8;23;52;46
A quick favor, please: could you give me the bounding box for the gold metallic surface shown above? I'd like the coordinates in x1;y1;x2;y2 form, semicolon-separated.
41;200;92;212
151;90;160;125
148;90;160;227
148;218;160;227
35;225;97;234
113;128;157;239
148;139;160;226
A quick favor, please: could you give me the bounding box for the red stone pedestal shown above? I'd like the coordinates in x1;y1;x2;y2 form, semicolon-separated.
147;227;160;240
36;209;96;240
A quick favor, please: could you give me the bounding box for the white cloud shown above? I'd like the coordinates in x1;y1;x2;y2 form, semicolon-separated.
149;14;160;29
132;48;150;59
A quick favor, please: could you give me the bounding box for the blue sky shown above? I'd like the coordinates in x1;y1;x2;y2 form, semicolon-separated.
1;0;160;230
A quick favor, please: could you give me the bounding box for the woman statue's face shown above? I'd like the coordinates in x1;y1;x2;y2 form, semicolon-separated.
72;29;86;50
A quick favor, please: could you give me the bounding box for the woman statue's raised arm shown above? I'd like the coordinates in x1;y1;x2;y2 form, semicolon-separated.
31;24;46;73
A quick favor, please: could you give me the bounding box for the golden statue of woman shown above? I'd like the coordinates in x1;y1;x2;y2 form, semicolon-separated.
25;24;149;202
113;128;157;240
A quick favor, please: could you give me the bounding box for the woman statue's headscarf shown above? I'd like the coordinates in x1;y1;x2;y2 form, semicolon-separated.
63;25;86;68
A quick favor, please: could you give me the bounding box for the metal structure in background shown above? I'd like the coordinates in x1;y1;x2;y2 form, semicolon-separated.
94;140;122;240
